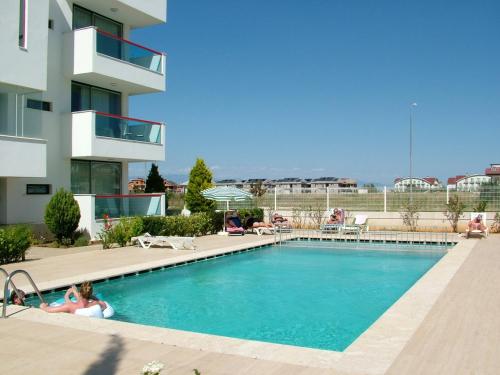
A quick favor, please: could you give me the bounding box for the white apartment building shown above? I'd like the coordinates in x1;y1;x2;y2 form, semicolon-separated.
394;177;442;192
447;174;492;191
0;0;167;238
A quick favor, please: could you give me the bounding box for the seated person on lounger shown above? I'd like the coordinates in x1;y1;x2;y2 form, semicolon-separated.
272;213;289;225
466;214;487;238
326;209;344;225
226;213;245;233
40;281;105;314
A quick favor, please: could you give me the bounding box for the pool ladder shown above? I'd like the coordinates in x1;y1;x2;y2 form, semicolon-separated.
0;268;46;318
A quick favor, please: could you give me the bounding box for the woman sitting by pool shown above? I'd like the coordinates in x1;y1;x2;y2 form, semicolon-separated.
40;281;106;315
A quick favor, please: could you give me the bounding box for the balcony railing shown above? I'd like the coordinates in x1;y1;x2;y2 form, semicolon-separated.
95;28;164;73
95;194;163;219
95;112;162;144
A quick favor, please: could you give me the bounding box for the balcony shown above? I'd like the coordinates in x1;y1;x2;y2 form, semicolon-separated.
0;135;47;177
64;27;166;94
74;193;165;239
71;111;165;162
72;0;166;28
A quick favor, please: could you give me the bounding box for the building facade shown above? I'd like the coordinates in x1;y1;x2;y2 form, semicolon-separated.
0;0;167;238
447;174;492;191
485;164;500;183
394;177;442;192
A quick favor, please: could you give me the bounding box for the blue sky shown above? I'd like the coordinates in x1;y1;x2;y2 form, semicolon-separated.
129;0;500;185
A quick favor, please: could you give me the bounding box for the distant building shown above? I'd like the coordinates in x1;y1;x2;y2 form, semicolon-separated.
128;178;146;193
309;177;357;192
394;177;442;192
164;179;183;193
215;179;244;188
447;174;491;191
485;163;500;183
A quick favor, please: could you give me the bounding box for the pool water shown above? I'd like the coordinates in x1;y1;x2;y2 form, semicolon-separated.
37;244;444;351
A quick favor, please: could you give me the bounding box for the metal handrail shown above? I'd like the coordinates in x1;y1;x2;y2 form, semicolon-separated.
2;269;46;318
0;267;24;308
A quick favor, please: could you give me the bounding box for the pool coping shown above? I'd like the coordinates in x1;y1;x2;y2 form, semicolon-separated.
5;236;476;374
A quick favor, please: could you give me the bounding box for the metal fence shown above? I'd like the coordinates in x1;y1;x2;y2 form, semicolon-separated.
215;186;500;213
274;228;456;250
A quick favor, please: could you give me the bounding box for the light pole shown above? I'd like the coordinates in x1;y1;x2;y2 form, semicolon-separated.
409;102;417;203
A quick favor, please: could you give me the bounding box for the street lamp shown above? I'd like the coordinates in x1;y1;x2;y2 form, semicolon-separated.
409;102;417;203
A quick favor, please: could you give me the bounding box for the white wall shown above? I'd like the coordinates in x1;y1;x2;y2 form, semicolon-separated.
0;0;49;92
1;0;166;226
0;135;47;177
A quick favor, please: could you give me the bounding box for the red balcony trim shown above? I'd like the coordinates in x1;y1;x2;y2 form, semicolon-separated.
95;111;162;125
96;28;164;56
96;194;163;198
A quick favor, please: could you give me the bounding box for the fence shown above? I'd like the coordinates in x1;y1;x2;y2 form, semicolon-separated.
215;186;500;213
274;228;455;249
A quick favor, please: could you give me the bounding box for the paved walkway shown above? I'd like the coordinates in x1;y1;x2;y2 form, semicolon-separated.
0;235;499;374
387;236;500;375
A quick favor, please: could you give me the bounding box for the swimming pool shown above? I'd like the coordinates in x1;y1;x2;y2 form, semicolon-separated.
38;243;445;351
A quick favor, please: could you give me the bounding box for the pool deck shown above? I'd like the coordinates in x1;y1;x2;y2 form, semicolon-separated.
1;234;499;374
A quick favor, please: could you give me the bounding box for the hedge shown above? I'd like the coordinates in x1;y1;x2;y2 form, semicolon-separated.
0;226;31;264
142;211;224;237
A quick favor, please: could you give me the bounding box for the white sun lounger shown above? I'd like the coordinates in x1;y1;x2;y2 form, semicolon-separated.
131;233;196;250
253;226;275;236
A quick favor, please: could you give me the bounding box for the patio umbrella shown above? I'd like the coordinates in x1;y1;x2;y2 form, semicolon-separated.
201;186;253;231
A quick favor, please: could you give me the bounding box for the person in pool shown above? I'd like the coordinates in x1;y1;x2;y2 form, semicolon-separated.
40;281;105;314
10;289;26;306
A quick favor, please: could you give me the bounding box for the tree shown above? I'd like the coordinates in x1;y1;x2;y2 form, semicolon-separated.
145;163;165;193
145;164;169;210
44;188;81;243
250;181;267;197
444;195;466;233
185;158;215;213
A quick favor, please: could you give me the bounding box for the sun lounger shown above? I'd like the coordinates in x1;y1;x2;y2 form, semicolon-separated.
342;215;369;234
131;233;196;250
321;208;345;233
226;216;245;235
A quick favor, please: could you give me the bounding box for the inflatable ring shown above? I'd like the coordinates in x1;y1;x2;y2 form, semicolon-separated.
49;295;114;319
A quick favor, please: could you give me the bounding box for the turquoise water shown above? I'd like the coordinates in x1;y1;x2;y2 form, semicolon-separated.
35;244;444;351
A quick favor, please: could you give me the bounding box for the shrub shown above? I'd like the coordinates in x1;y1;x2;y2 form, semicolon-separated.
98;216;143;248
73;234;89;247
0;225;32;264
44;188;81;243
238;208;264;222
141;212;223;238
444;195;466;233
400;199;420;232
472;201;488;212
111;217;144;247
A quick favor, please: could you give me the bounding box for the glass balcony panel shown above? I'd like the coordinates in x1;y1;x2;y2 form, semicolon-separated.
95;112;162;144
96;30;163;73
95;194;162;219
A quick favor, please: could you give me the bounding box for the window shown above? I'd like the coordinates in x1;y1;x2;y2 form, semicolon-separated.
73;5;122;37
71;160;121;195
71;82;121;114
26;99;52;111
27;184;51;195
19;0;27;48
48;19;54;30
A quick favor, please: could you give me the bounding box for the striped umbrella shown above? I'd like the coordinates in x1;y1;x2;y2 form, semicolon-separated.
201;186;252;210
202;186;253;232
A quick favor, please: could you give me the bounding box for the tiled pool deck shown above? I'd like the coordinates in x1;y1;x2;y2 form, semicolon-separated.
1;234;499;374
